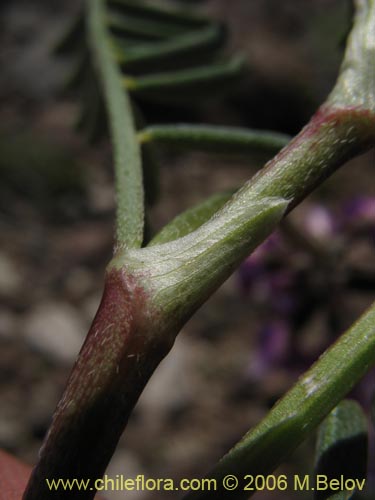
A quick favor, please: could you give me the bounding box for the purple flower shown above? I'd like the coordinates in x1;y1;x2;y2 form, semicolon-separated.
238;232;284;295
237;259;265;295
342;196;375;227
247;320;290;379
238;197;375;384
259;320;290;364
267;270;299;316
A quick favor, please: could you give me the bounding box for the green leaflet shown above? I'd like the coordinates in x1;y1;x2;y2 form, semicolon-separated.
149;191;233;246
107;0;209;28
113;24;225;71
180;304;375;500
124;56;246;100
139;124;290;155
57;0;242;136
107;11;188;40
314;400;368;500
57;0;244;246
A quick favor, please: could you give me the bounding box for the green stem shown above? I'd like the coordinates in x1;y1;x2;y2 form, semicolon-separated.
107;11;189;40
138;124;290;155
87;0;144;248
107;0;209;28
113;25;224;69
182;303;375;500
124;57;245;100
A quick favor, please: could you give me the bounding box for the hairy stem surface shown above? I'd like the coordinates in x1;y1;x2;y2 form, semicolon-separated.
23;269;173;499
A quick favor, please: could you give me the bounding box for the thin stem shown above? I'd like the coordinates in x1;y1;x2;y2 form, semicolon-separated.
107;11;189;40
87;0;144;248
138;124;290;155
123;56;245;99
182;303;375;500
107;0;209;28
113;25;224;68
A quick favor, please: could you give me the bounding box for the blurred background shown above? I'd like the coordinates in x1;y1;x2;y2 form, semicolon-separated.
0;0;374;498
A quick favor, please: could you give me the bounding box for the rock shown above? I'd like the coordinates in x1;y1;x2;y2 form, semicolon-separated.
0;309;17;340
136;334;194;425
22;302;86;364
106;452;144;500
26;379;61;439
0;252;22;296
64;267;95;301
0;409;26;450
83;293;102;323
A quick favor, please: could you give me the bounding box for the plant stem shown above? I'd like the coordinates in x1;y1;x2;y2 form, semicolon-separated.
107;0;209;29
138;124;290;155
123;56;245;100
117;104;375;325
87;0;144;249
22;269;173;499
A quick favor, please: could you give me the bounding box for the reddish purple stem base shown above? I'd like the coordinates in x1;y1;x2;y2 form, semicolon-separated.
23;269;172;499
